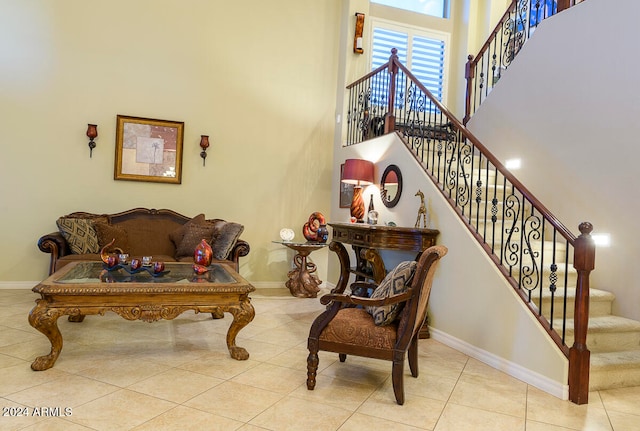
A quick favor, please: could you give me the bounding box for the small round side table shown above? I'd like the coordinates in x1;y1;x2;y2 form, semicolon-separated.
273;241;328;298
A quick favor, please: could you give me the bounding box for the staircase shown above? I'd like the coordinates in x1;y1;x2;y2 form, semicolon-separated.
425;143;640;392
343;0;638;403
461;0;640;392
417;134;640;393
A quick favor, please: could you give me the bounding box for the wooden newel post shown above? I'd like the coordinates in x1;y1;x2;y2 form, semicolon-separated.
384;48;398;134
568;221;595;404
557;0;571;12
463;54;474;125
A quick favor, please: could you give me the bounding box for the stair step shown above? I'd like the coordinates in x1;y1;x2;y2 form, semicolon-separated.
590;350;640;390
537;287;614;319
563;316;640;353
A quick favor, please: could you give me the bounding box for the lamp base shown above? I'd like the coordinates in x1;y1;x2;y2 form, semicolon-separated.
350;186;365;222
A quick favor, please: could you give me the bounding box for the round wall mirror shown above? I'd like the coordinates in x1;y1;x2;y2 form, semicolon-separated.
380;164;403;208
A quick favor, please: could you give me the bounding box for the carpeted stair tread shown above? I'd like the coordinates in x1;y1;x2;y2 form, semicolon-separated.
564;315;640;333
539;287;614;300
591;350;640;370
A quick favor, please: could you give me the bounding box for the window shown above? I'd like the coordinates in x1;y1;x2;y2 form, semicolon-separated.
371;0;448;18
370;21;448;109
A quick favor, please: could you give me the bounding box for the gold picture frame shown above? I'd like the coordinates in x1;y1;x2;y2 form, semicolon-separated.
114;115;184;184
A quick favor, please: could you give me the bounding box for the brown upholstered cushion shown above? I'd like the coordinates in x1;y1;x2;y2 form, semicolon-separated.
319;307;397;349
366;260;416;326
210;222;244;260
169;214;206;247
116;218;182;257
56;217;104;254
94;222;130;252
175;223;217;259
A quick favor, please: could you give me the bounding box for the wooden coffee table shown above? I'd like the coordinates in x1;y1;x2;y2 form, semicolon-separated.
28;261;255;371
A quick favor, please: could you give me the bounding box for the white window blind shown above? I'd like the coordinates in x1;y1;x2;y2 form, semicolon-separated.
371;23;448;108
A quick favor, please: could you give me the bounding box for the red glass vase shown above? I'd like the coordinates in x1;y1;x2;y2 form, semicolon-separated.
194;239;213;267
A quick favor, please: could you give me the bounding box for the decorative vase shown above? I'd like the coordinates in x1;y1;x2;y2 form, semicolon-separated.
316;224;329;243
153;261;165;274
351;186;365;221
302;212;326;241
194;239;213;267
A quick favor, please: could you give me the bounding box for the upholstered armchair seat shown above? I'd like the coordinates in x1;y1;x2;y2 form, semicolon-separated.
307;245;447;405
319;307;398;352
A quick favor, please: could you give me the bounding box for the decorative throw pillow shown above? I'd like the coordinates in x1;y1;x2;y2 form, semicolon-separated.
211;222;244;260
93;222;130;252
56;217;101;254
169;214;207;248
175;223;217;259
366;260;417;326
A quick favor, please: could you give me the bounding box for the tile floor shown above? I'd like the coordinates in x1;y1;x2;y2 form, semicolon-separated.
0;287;639;431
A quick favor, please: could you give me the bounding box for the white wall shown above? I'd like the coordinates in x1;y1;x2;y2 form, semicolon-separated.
331;132;568;396
467;0;640;320
0;0;340;285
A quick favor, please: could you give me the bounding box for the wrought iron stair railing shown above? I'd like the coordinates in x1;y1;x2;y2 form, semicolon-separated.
464;0;585;124
344;49;595;404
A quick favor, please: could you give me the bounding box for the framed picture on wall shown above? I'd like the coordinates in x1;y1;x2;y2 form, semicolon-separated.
339;163;354;208
114;115;184;184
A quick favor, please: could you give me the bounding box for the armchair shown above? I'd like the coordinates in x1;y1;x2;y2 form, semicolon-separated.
306;245;447;405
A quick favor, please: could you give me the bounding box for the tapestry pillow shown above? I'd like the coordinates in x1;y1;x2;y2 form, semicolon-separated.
211;222;244;260
365;260;417;326
175;223;217;259
56;217;103;254
169;214;207;248
93;222;130;253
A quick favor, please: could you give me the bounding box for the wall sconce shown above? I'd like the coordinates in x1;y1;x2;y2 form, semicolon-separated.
199;135;210;166
354;13;365;54
341;158;374;222
86;124;98;158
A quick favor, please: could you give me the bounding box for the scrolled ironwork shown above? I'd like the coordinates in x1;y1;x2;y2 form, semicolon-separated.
520;215;542;291
345;49;595;401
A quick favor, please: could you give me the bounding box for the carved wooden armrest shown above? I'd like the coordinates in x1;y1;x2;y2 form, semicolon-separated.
38;232;68;257
227;239;250;272
38;231;69;276
320;289;413;307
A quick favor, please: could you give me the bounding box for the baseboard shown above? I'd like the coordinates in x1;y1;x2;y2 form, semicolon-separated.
0;281;38;290
430;327;569;400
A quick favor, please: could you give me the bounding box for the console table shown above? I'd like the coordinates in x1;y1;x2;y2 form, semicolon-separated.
328;222;439;338
329;222;440;291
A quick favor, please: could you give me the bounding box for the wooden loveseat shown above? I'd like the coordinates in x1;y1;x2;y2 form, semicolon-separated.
38;208;250;275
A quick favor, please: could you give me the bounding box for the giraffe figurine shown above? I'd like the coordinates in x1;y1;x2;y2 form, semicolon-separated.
415;190;428;228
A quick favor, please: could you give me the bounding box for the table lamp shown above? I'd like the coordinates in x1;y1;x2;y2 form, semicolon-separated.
342;158;374;222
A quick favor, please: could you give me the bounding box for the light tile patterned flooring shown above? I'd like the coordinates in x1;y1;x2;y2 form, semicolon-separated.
0;287;639;431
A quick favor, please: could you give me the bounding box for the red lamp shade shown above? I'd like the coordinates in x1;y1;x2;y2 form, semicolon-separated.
341;159;374;186
341;159;374;222
385;170;398;184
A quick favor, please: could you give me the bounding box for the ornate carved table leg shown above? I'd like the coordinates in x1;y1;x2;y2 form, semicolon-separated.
28;300;65;371
224;298;255;360
329;241;350;294
285;251;322;298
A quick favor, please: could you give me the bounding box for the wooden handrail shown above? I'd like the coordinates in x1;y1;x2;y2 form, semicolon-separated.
348;47;595;403
464;0;587;123
392;57;576;244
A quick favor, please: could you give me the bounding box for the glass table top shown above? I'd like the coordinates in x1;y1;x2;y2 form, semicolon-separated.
56;262;237;284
